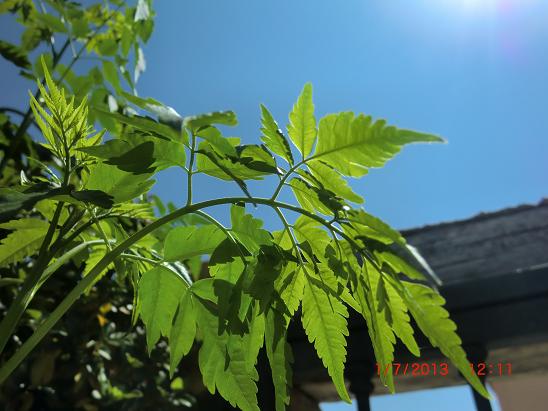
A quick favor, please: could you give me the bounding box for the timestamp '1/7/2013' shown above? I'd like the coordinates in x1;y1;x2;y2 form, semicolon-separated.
375;362;512;377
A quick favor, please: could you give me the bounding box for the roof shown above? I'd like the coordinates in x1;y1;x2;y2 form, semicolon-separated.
402;198;548;284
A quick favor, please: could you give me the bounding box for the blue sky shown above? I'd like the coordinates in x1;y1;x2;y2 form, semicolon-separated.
2;0;547;409
137;0;548;232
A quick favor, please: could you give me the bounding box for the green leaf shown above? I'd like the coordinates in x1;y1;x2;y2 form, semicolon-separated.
272;260;304;316
196;126;237;156
230;204;272;255
344;209;406;246
34;13;67;33
97;38;118;56
196;139;276;181
83;244;113;281
0;218;49;268
92;108;182;142
0;186;69;222
164;225;226;261
138;266;187;352
355;264;395;392
289;178;333;216
247;245;285;312
301;267;350;402
169;289;197;376
260;104;293;165
102;60;121;93
85;163;155;205
307;161;363;204
385;280;420;356
79;135;186;173
0;40;31;69
110;202;154;219
209;259;250;327
194;294;259;411
392;280;490;398
265;310;293;411
70;189;114;209
121;91;162;110
244;306;265;372
293;215;331;263
316;263;361;313
184;111;237;130
288;83;316;159
312;112;444;177
376;250;426;281
237;145;278;175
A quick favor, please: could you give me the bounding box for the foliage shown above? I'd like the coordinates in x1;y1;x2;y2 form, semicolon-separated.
0;1;489;410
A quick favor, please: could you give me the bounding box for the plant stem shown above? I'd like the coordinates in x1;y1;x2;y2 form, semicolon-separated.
186;132;197;205
0;196;379;382
36;240;107;289
193;210;248;264
0;202;64;355
120;253;161;266
270;159;306;201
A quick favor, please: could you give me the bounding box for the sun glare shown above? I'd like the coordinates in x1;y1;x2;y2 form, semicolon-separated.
435;0;537;15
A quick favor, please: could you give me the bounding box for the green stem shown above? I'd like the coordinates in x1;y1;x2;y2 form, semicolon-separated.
186;132;197;206
270;159;306;201
0;196;378;382
36;240;107;289
120;253;161;266
0;202;64;355
193;210;248;264
87;206;112;251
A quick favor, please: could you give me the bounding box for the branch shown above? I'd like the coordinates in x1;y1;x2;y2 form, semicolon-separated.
0;196;380;382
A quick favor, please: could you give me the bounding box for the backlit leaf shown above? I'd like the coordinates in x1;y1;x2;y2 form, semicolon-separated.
85;163;154;205
312;112;443;177
169;289;197;375
288;83;316;159
0;218;49;268
164;225;226;261
260;104;293;165
301;267;350;402
138;266;187;352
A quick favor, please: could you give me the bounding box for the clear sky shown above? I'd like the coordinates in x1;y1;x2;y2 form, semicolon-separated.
2;0;547;409
137;0;548;232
